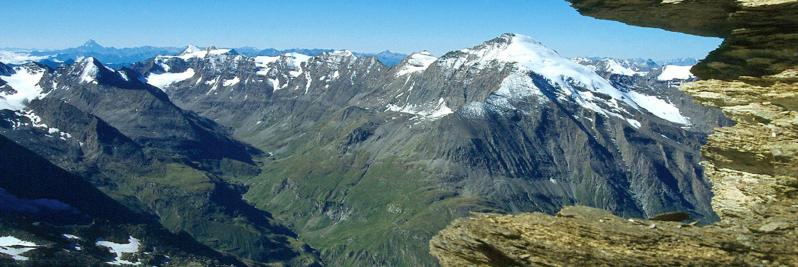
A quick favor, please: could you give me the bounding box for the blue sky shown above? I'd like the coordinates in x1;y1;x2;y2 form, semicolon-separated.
2;0;721;59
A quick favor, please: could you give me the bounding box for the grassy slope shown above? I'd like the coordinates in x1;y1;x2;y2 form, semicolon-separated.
232;113;488;266
108;162;319;266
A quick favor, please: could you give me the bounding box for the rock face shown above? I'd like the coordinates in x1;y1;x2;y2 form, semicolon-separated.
568;0;798;80
430;1;798;266
432;206;772;266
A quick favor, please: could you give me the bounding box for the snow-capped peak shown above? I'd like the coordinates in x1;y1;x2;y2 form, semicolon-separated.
572;57;653;76
460;34;694;125
328;50;355;58
80;39;103;49
175;45;235;60
317;50;357;64
395;51;437;76
74;57;113;84
603;59;643;76
76;57;100;83
447;33;638;111
181;44;203;55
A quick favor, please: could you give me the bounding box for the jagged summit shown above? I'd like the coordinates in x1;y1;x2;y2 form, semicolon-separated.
181;44;202;55
69;57;128;85
327;50;354;57
320;50;356;61
174;45;237;59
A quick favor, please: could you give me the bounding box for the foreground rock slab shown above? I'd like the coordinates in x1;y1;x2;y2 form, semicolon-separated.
430;206;796;266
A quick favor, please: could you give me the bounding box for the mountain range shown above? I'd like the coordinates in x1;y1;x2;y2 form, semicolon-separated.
2;39;694;70
1;40;409;70
0;33;727;266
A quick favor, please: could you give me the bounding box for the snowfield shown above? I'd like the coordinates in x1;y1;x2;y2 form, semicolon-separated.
387;97;453;121
175;45;232;60
604;59;643;76
628;92;691;125
657;65;694;80
147;68;196;89
395;51;437;76
0;236;39;261
0;65;46;110
95;236;142;266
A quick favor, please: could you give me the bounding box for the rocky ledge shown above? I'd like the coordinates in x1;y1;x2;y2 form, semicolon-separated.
431;0;798;266
431;206;793;266
568;0;798;80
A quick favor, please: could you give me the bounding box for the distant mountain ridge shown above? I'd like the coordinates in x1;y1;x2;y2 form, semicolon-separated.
3;39;700;70
3;40;410;68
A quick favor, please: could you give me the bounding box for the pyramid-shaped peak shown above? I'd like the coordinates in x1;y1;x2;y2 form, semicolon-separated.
81;39;103;48
74;57;114;84
181;44;203;54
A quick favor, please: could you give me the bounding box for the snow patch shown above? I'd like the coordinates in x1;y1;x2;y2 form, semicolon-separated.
0;66;46;110
267;78;281;90
627;92;691;125
284;53;312;77
626;118;642;129
395;51;437;76
222;77;240;87
254;56;279;76
147;68;195;89
0;236;39;261
95;236;142;266
657;65;694;81
460;102;487;118
494;73;542;100
387;98;453;121
176;45;232;60
604;59;643;76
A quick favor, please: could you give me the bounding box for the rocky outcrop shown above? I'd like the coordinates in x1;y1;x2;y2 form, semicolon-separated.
568;0;798;80
431;206;795;266
431;1;798;266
